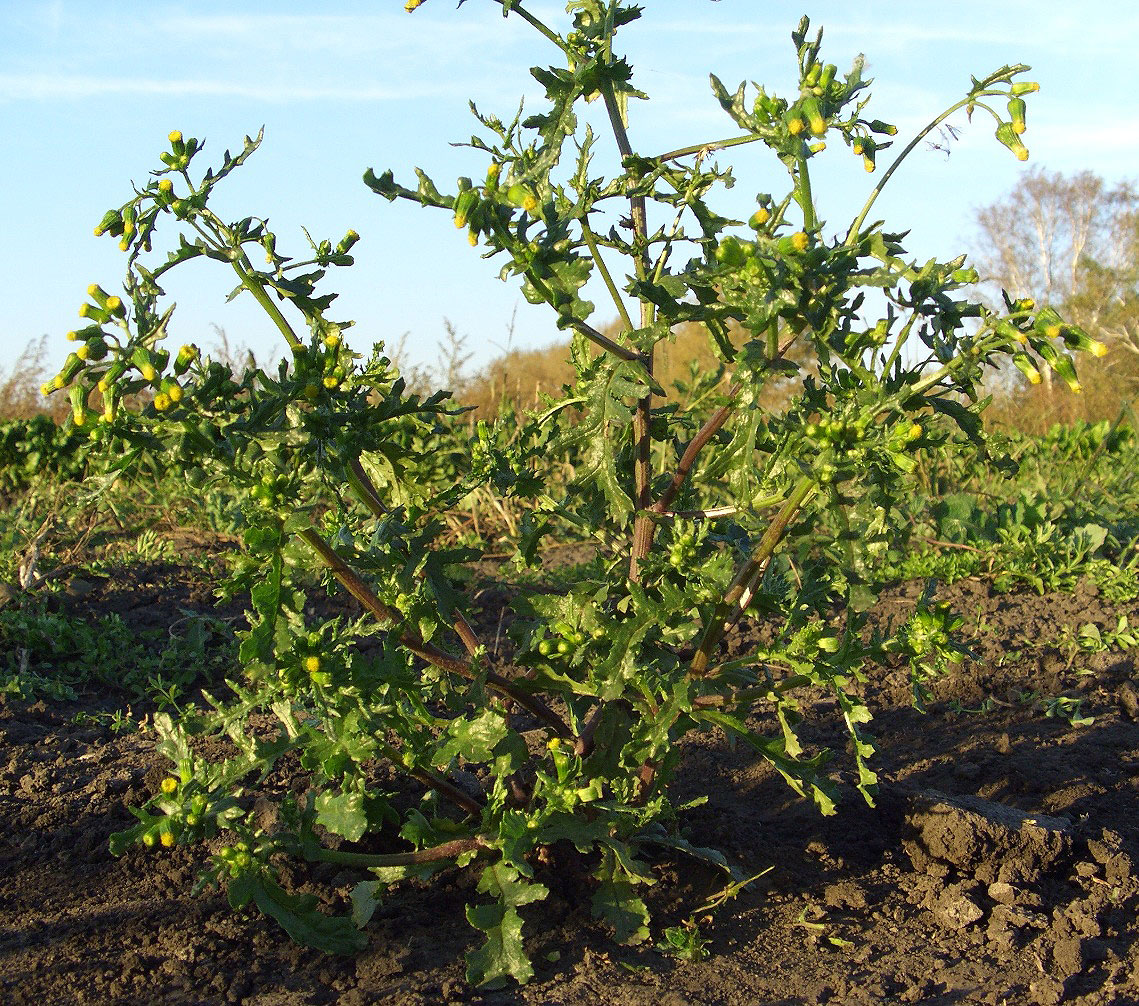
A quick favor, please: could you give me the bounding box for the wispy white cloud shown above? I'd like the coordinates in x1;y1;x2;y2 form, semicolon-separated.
0;72;462;103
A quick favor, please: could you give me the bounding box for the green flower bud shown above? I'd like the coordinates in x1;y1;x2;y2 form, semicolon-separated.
801;96;826;136
453;189;479;229
995;319;1029;345
1031;336;1081;392
1010;81;1039;97
1059;323;1107;357
79;302;110;324
59;352;85;385
1032;306;1064;335
1007;97;1027;135
94;210;123;238
132;346;158;383
714;235;749;267
749;207;771;229
174;344;198;376
994;122;1029;161
83;337;108;361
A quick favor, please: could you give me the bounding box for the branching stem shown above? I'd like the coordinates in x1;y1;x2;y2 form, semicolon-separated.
298;527;572;737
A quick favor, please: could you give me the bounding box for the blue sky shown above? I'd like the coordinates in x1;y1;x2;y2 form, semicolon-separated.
2;1;1137;384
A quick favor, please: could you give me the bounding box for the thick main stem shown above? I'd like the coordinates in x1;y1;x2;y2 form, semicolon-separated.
600;83;654;582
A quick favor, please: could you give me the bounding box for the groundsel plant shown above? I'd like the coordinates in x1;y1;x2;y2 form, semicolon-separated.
45;3;1097;987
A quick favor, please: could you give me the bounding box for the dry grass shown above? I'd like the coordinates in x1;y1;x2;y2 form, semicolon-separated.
0;336;70;422
982;349;1139;434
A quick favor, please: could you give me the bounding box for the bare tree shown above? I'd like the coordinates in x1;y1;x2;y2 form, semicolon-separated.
973;167;1138;395
1068;212;1139;380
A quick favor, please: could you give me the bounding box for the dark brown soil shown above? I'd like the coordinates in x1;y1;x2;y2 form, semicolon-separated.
3;553;1139;1006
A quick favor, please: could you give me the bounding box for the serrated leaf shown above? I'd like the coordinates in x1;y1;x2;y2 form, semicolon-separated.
250;873;367;955
436;708;510;766
592;869;650;945
350;881;380;928
315;790;368;843
464;862;549;988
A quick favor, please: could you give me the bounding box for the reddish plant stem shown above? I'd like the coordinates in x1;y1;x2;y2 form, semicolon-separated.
347;457;482;658
652;383;742;517
310;835;490;869
299;527;572;738
407;766;484;818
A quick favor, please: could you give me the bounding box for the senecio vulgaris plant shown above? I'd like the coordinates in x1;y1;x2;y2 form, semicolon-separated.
46;2;1101;987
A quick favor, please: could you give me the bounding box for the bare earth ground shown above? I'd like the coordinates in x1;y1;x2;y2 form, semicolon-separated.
2;549;1138;1006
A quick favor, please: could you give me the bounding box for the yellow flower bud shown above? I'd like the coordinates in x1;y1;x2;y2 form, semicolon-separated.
66;330;79;342
160;830;175;848
167;384;183;403
153;392;171;411
168;130;183;144
141;364;156;382
161;776;179;795
304;656;321;674
790;231;809;252
158;178;174;194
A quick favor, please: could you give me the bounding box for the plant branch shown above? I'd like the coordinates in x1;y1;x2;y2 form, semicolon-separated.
308;835;490;869
344;458;482;658
652;329;798;517
375;739;485;817
653;383;741;515
582;219;635;332
845;93;994;246
795;153;818;231
655;133;764;162
689;476;818;676
298;527;572;737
